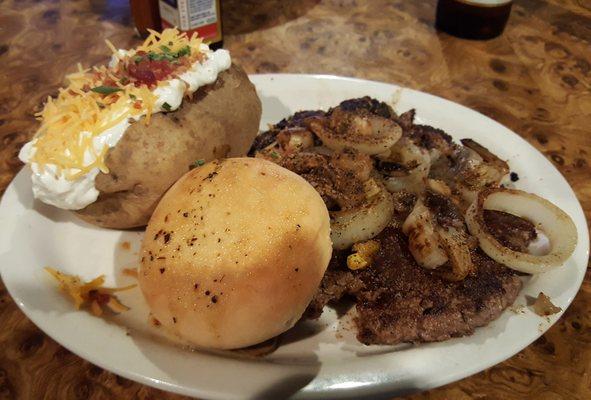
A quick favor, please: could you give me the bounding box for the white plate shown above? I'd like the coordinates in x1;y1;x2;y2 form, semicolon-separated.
0;75;588;400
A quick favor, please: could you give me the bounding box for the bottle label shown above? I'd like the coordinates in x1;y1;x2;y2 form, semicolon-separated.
458;0;512;5
159;0;222;43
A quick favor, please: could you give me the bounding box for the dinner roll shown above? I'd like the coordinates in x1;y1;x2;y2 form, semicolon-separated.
139;157;332;349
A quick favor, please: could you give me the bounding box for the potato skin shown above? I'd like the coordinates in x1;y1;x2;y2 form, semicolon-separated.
75;64;261;229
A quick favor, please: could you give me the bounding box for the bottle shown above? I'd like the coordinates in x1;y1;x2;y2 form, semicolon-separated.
130;0;162;38
436;0;513;40
158;0;223;48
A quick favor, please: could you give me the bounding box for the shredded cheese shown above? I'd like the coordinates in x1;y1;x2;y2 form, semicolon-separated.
45;267;136;316
30;28;203;179
104;39;119;56
137;28;202;54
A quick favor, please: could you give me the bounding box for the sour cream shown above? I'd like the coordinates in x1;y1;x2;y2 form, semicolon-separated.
19;46;231;210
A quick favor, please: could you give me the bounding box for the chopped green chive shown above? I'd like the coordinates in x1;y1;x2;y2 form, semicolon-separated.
176;46;191;57
147;51;163;61
162;102;172;111
190;159;206;169
146;46;192;63
91;86;123;95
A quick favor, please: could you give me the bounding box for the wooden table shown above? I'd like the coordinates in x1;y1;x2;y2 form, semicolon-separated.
0;0;589;398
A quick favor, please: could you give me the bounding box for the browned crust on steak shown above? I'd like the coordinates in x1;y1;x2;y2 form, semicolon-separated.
305;224;522;345
304;251;364;319
257;97;527;346
334;96;397;119
354;227;522;345
483;210;537;252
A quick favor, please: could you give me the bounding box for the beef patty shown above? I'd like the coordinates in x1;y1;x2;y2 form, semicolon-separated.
354;227;521;344
252;98;528;345
306;215;525;345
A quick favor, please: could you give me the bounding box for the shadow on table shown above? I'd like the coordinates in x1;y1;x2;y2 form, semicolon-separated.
89;0;133;26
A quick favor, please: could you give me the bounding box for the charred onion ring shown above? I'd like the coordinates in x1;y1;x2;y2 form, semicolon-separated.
384;173;423;194
466;188;577;274
309;113;402;155
330;179;394;250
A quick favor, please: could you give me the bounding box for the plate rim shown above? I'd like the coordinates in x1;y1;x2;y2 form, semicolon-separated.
1;73;588;400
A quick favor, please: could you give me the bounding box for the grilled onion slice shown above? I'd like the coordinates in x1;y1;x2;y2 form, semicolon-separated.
402;198;473;280
380;138;431;194
436;225;473;281
402;200;448;268
330;179;394;250
466;188;577;274
309;109;402;155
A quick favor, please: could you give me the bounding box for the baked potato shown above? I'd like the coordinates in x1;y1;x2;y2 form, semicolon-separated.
18;29;262;229
75;64;261;228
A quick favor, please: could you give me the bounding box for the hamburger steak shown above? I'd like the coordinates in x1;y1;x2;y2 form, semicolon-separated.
252;97;539;346
305;201;529;345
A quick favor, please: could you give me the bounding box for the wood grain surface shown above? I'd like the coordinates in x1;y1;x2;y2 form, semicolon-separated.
0;0;590;399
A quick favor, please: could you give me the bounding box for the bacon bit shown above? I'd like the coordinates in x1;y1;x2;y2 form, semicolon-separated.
45;267;136;315
88;289;111;305
122;268;138;279
133;100;142;109
103;78;117;87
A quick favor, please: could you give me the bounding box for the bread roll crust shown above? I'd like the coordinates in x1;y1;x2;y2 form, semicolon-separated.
139;158;332;349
